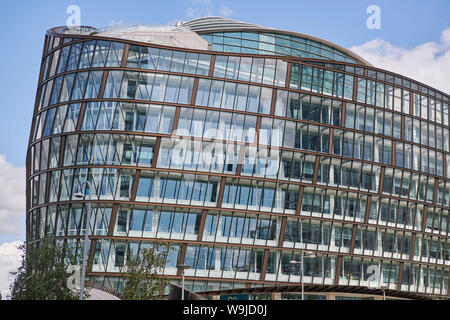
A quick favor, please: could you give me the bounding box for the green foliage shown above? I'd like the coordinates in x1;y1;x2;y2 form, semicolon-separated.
9;239;87;300
122;242;172;300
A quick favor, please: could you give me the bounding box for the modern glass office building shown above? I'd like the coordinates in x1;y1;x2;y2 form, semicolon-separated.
26;17;450;300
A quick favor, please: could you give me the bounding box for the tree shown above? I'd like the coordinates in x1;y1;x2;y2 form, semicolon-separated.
122;242;172;300
9;239;88;300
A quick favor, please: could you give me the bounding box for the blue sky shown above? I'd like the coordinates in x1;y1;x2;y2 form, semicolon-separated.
0;0;449;241
0;0;449;168
0;0;449;299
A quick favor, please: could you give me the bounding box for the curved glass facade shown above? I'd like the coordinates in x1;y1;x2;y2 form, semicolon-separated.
26;24;450;299
200;31;361;64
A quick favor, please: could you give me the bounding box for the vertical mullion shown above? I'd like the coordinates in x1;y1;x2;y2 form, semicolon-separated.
443;150;447;178
433;181;439;204
259;248;269;281
422;206;428;233
341;102;346;127
120;44;130;68
87;238;97;272
334;255;342;285
107;204;118;236
378;167;385;194
216;177;226;208
44;172;51;205
58;135;66;168
255;116;262;145
270;88;277;115
392;140;396;166
190;77;199;106
197;209;207;242
208;55;216;77
234;143;246;176
364;196;372;224
397;262;404;291
401;115;405;140
151;137;161;168
39;36;49;82
97;70;109;99
312;155;320;184
45;52;54;82
177;243;188;277
76;102;87;132
285;62;292;89
295;186;304;216
329;128;334;155
172;107;181;134
349;224;357;255
353;77;358;102
409;91;413;115
130;169;140;202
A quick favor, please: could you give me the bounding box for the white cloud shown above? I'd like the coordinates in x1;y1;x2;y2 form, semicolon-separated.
186;7;202;19
219;4;233;17
350;28;450;95
0;241;23;300
0;154;26;237
184;0;232;19
108;20;125;27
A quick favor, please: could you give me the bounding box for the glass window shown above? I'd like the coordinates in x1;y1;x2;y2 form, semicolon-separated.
259;87;272;114
247;86;260;113
226;56;240;80
251;58;264;83
196;79;211;106
197;54;211;76
213;55;228;78
262;59;276;85
170;51;185;73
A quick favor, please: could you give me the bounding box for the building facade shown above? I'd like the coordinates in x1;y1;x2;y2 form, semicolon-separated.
26;17;450;300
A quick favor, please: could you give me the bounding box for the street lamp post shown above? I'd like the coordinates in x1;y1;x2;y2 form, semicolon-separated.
290;251;316;300
177;264;191;300
74;181;92;301
366;284;389;300
380;286;389;300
